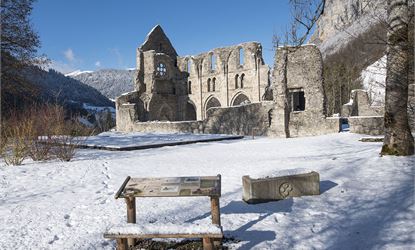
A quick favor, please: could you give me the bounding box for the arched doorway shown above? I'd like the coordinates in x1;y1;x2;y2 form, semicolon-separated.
205;96;221;116
186;101;197;121
158;105;174;121
231;93;250;106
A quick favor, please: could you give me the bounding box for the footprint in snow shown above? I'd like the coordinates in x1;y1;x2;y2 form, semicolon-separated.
48;235;59;244
64;214;70;220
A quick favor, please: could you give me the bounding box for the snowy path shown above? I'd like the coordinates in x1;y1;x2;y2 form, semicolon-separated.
0;133;414;249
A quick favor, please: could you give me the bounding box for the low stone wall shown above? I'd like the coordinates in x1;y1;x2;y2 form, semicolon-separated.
348;116;384;135
117;102;274;136
204;102;273;136
128;120;204;134
288;113;341;137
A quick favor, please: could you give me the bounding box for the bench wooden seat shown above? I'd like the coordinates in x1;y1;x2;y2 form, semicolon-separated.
104;222;223;250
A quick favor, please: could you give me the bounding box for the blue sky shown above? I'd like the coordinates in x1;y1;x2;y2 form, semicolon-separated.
32;0;293;73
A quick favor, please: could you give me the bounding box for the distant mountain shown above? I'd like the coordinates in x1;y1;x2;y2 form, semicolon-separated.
2;62;113;117
26;67;114;107
67;69;135;100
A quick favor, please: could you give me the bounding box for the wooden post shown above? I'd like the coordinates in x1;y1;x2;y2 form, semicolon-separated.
125;197;136;248
202;237;214;250
210;196;221;249
116;239;127;250
210;196;221;226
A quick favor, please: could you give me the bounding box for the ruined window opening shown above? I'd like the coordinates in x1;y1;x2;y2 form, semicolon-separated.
188;81;192;94
187;59;191;72
207;78;211;92
159;43;163;51
235;74;239;89
239;47;244;65
240;73;245;88
212;77;216;92
156;63;167;76
291;91;305;111
210;53;216;71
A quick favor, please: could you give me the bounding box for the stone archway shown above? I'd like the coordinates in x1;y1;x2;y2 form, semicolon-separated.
186;101;197;121
231;93;250;106
158;105;174;121
204;96;221;116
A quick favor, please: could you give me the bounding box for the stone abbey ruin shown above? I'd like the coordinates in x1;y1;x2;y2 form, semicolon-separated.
116;25;413;137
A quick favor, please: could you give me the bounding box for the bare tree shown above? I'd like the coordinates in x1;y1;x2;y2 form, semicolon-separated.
381;0;414;155
284;0;414;155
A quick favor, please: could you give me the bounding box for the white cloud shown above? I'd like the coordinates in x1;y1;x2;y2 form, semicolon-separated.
109;48;125;68
95;61;101;67
47;60;77;74
63;48;75;62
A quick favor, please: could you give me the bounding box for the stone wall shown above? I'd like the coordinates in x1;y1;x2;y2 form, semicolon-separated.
117;102;274;136
204;102;273;136
342;89;384;117
348;116;384;135
126;120;203;134
270;45;341;137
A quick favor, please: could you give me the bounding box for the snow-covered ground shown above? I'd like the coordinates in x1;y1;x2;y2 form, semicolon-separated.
0;132;414;249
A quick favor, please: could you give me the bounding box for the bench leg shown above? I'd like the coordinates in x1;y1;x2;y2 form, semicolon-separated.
203;237;214;250
210;196;222;249
116;238;128;250
125;197;136;248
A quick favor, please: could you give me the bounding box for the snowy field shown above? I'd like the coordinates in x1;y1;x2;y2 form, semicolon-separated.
0;132;414;249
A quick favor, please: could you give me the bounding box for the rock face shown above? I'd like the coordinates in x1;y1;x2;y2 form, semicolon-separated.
311;0;386;57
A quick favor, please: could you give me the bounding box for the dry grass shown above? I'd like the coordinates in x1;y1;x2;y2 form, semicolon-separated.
1;104;93;165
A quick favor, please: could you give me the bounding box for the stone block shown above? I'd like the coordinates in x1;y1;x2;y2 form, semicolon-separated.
242;169;320;204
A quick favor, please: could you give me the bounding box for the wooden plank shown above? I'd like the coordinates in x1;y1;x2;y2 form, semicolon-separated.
115;176;131;199
104;232;223;239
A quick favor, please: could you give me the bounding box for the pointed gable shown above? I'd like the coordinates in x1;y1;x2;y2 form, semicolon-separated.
140;25;178;59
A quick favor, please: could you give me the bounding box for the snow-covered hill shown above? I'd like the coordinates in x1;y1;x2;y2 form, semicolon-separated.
67;69;136;99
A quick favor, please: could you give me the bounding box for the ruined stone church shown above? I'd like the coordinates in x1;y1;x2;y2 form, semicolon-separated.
116;25;269;123
116;25;341;137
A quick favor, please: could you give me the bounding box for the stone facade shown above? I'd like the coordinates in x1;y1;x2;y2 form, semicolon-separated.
116;26;341;137
177;42;270;120
116;25;189;124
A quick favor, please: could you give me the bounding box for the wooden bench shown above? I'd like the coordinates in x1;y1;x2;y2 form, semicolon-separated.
105;175;223;250
104;222;223;250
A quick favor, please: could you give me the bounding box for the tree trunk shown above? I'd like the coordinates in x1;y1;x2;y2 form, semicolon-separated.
381;0;414;155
